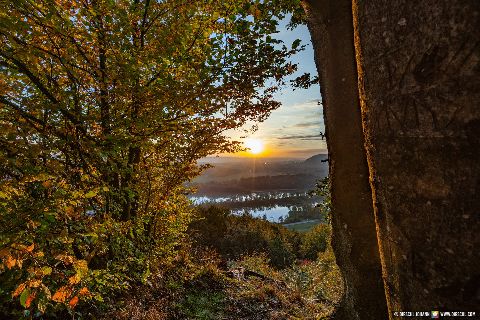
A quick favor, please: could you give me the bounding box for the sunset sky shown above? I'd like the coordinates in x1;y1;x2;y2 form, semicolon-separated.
225;19;326;159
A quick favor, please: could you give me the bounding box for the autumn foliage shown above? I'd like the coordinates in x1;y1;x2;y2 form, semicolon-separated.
0;0;305;317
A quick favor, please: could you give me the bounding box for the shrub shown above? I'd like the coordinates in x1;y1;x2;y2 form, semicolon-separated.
300;223;330;260
0;175;191;318
190;206;300;269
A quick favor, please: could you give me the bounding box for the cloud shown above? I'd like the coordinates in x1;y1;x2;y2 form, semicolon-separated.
277;134;324;140
292;121;321;128
280;148;328;158
290;99;322;110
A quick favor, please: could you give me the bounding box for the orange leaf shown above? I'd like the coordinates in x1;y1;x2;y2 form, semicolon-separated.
69;296;79;308
68;274;80;285
52;286;71;303
12;283;26;298
28;279;42;288
27;220;41;229
25;292;36;308
55;254;74;265
42;180;52;188
0;248;9;258
65;206;75;216
78;287;89;296
26;243;34;252
5;255;16;269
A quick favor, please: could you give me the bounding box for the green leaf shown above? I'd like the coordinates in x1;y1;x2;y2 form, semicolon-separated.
85;190;97;198
74;260;89;278
20;288;30;308
42;266;52;275
292;39;301;49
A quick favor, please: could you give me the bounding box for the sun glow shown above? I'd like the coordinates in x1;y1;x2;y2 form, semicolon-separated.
245;139;264;155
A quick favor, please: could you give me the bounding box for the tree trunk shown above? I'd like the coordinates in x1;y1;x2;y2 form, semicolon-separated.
302;1;388;319
353;0;480;316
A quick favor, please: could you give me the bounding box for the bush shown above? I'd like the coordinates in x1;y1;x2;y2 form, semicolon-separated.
190;206;301;269
300;224;330;260
0;174;190;318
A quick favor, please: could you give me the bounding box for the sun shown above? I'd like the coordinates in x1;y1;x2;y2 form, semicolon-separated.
244;139;264;155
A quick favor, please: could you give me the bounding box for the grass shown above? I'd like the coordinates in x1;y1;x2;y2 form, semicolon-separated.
283;220;321;233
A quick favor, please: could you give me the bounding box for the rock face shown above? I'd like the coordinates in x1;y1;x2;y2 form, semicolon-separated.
304;0;480;318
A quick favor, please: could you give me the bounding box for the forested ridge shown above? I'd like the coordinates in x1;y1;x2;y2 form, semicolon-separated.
0;1;341;318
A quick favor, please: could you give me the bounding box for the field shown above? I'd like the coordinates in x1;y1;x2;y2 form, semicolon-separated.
284;220;322;232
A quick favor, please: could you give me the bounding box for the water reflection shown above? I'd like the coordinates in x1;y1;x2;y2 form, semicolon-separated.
189;191;324;224
233;206;290;222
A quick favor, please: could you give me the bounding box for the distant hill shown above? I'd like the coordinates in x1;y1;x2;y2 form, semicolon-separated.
304;153;329;165
191;154;329;196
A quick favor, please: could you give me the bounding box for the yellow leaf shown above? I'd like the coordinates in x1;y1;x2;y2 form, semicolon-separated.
84;190;97;198
38;299;47;313
55;254;74;265
68;274;80;285
41;284;51;300
42;266;52;275
73;260;88;277
12;283;26;298
36;173;50;181
58;180;67;188
29;279;42;288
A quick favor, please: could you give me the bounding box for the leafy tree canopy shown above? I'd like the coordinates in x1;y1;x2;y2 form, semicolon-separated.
0;0;304;316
